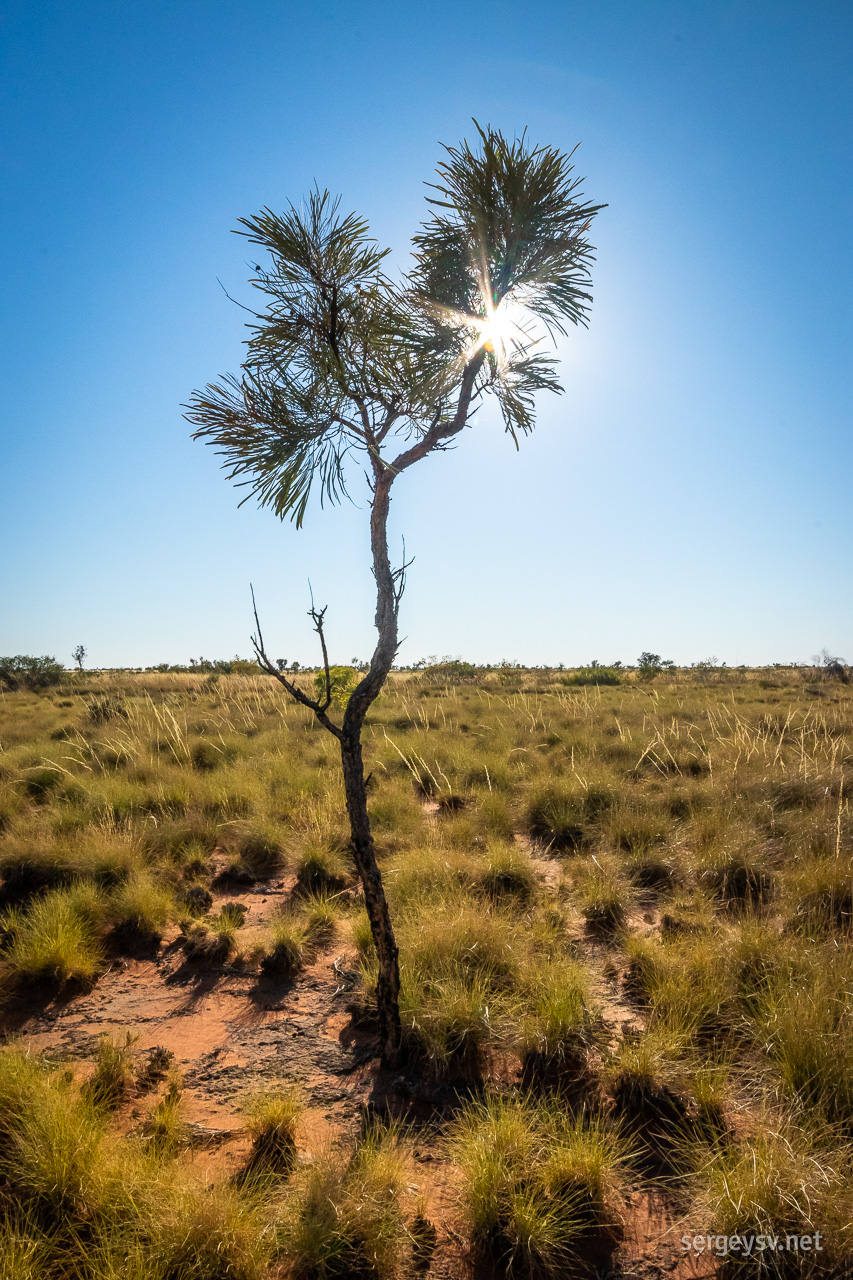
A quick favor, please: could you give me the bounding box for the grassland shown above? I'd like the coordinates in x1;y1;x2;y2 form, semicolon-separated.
0;663;851;1277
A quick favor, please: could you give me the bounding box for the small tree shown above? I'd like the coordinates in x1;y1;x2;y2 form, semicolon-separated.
637;652;675;682
72;645;86;671
186;124;603;1064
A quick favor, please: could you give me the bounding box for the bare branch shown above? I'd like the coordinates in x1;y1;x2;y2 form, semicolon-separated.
250;585;342;740
391;538;414;615
307;581;333;711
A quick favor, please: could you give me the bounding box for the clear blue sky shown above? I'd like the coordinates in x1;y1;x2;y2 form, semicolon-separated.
1;1;850;669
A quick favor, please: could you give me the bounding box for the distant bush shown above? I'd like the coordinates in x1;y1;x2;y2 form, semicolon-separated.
312;665;358;708
0;655;64;691
637;652;674;682
145;657;260;674
419;658;478;685
562;666;621;687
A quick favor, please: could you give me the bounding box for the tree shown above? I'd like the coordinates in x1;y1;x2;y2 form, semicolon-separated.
186;124;604;1065
637;652;675;682
72;645;86;671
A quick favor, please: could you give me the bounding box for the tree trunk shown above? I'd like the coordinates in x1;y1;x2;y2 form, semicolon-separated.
340;730;402;1067
339;471;403;1067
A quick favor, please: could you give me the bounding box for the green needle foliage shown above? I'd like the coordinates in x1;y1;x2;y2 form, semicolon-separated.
186;123;604;525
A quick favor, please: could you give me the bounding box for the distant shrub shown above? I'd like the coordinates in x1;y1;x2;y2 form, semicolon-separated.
419;658;478;685
0;655;64;691
312;665;358;708
562;667;621;687
637;653;674;682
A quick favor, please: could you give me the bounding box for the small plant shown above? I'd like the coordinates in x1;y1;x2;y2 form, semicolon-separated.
83;1032;137;1109
238;1087;302;1183
235;826;286;878
575;859;628;935
701;1122;843;1261
87;694;129;724
1;888;104;990
477;845;536;902
520;964;600;1081
109;870;174;946
137;1045;174;1090
294;840;349;895
189;739;221;771
450;1093;623;1275
789;857;853;931
527;787;585;852
282;1121;411;1278
145;1079;186;1155
699;847;773;908
179;908;240;964
312;665;358;709
261;916;307;976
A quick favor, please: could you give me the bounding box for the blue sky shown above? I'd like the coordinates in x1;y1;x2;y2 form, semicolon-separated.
1;1;850;668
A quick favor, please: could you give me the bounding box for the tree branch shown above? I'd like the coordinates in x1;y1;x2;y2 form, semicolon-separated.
388;348;485;474
250;586;343;740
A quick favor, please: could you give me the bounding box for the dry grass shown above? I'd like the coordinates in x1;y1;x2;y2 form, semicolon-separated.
0;664;851;1273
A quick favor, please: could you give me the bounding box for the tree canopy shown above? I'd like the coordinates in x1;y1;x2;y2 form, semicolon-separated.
186;124;604;527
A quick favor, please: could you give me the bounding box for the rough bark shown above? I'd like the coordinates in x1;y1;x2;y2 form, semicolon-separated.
340;472;403;1066
340;731;401;1063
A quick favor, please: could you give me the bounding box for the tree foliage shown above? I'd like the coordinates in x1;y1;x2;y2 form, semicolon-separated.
186;124;604;525
0;655;64;691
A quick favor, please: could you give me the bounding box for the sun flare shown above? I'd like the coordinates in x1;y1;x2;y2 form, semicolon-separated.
466;298;531;366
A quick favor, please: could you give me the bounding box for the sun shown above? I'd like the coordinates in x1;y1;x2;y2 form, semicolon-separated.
466;297;532;368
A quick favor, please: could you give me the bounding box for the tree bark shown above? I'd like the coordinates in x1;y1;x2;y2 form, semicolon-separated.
340;471;403;1067
340;730;402;1065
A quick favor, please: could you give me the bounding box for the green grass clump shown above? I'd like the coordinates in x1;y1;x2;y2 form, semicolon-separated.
752;946;853;1126
788;856;853;931
700;1122;849;1270
109;870;174;944
238;1087;302;1183
450;1092;623;1275
281;1122;412;1279
260;916;308;976
520;963;601;1080
179;907;241;964
293;836;349;895
233;825;286;878
526;786;586;852
477;844;536;902
572;857;629;935
1;887;104;991
83;1033;137;1109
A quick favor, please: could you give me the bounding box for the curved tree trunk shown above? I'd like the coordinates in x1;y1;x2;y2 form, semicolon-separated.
340;730;402;1065
340;471;403;1067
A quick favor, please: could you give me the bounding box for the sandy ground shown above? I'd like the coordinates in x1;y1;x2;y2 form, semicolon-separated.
3;851;717;1278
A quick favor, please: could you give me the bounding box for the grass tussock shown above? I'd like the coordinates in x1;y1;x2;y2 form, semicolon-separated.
280;1121;415;1278
450;1092;624;1275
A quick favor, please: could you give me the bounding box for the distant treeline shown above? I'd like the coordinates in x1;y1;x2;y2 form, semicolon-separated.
2;651;849;692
